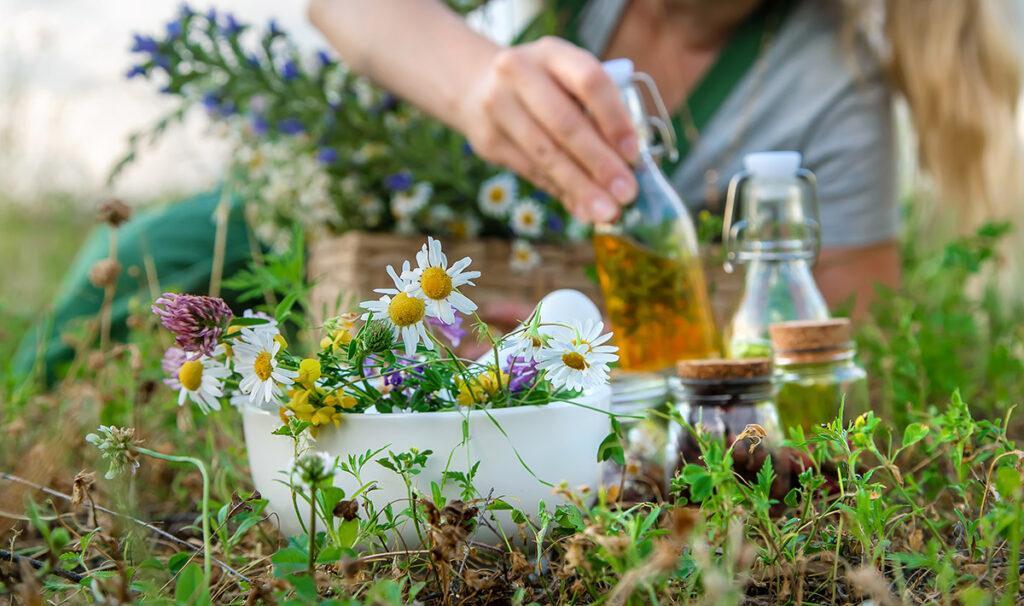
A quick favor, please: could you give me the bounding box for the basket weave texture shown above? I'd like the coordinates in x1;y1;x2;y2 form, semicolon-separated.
308;231;742;329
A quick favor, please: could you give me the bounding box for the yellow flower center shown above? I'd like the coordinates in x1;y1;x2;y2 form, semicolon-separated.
178;360;204;392
562;351;589;371
420;266;453;300
254;351;274;381
387;292;425;327
521;213;535;225
488;187;506;203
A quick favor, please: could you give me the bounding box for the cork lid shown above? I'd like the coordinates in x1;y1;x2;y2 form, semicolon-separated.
769;319;851;354
676;358;773;381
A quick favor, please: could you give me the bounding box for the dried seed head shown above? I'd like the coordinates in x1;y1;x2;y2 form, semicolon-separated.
333;499;359;521
88;258;122;288
71;470;96;507
97;198;132;227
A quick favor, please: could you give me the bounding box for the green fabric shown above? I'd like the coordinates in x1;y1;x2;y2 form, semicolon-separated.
12;188;256;384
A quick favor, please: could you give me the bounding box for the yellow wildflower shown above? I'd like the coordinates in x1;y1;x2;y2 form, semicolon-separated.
297;358;322;387
455;367;508;407
324;391;358;410
311;406;342;428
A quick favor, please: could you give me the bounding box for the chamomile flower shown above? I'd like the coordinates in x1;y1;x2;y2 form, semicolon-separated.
173;355;231;413
391;182;432;220
509;239;540;272
448;215;481;239
360;262;433;356
235;327;298;406
536;320;618;391
506;328;548;362
402;237;480;324
510;199;544;237
478;173;517;217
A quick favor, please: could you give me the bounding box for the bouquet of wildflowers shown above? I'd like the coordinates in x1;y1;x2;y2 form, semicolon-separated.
121;4;586;268
154;237;617;434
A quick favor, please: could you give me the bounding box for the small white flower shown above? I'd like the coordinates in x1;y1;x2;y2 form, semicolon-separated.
360;262;434;356
622;208;643;229
391;182;432;220
536;320;618;391
234;327;298;406
402;237;480;324
478;173;517;218
510;199;544;237
241;309;278;336
448;215;481;239
505;329;547;362
510;239;540;272
358;195;385;227
426;204;455;231
174;355;231;413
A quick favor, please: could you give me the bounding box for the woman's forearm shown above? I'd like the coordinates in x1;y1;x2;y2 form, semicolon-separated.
308;0;498;131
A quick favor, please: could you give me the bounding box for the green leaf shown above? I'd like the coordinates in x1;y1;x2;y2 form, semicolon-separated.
271;547;309;578
902;423;930;448
228;317;271;327
167;551;191;574
681;464;713;502
275;291;299;323
487;499;514;511
995;465;1022;499
596;431;625;465
174;562;210;606
337;519;359;549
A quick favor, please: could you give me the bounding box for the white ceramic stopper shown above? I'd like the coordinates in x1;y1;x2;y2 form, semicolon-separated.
743;151;802;179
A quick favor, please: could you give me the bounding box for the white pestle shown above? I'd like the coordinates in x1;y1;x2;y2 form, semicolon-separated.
478;289;604;364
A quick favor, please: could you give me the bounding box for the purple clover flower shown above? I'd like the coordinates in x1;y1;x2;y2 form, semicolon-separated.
426;314;466;347
152;292;233;356
161;346;188;389
281;60;300;81
130;33;159;54
278;117;305;135
384;171;413;192
317;147;338;165
505;355;538;393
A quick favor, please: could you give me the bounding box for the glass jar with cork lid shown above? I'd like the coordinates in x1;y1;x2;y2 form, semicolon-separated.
769;319;868;433
666;358;780;483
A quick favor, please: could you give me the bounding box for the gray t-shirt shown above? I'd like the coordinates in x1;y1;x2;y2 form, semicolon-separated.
577;0;899;247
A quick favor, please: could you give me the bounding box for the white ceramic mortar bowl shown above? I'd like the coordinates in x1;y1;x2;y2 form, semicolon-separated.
242;385;611;543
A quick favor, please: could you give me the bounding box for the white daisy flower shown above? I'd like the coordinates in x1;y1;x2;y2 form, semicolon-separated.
391;182;432;220
505;329;548;362
241;309;278;336
478;173;517;218
448;215;481;239
360;262;434;356
174;355;231;414
510;199;544;237
426;204;455;231
402;237;480;324
510;239;540;272
536;320;618;391
234;327;299;406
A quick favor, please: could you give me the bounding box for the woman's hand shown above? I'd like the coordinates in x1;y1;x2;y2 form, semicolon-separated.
458;36;639;223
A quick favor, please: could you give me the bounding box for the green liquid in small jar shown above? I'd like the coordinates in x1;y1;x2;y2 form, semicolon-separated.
775;362;868;433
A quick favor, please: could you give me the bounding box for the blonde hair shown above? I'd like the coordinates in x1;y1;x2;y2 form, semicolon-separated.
849;0;1024;228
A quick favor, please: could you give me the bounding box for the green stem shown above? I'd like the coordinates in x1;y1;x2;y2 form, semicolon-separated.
133;447;211;588
308;485;318;579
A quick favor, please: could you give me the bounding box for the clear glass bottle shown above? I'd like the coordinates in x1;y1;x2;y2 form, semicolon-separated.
722;152;828;358
600;372;670;504
593;59;719;373
769;319;868;433
666;358;780;483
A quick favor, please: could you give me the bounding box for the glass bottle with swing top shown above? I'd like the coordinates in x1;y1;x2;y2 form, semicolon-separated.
592;59;719;373
722;151;829;358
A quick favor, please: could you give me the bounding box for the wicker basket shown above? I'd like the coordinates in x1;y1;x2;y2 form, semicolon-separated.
308;231;742;330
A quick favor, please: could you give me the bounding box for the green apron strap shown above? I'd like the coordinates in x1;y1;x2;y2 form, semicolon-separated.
669;0;796;166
